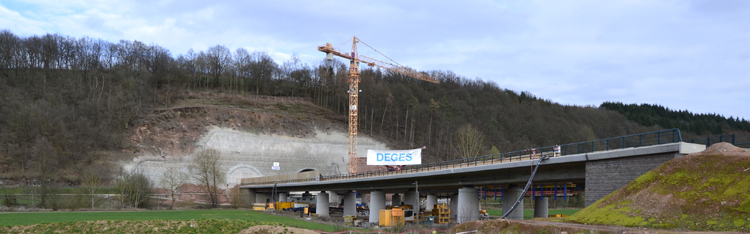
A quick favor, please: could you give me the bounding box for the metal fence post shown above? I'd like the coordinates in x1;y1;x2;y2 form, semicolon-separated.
606;139;609;151
657;132;661;144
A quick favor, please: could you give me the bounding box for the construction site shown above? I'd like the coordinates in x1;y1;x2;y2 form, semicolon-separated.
2;1;749;232
115;37;750;232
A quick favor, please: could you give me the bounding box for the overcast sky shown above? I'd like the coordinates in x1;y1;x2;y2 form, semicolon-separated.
2;0;749;119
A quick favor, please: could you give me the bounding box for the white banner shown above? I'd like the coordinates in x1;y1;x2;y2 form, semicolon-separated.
367;149;422;165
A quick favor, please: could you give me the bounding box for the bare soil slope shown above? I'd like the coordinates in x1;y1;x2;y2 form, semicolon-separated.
127;93;347;157
568;143;750;231
121;93;391;193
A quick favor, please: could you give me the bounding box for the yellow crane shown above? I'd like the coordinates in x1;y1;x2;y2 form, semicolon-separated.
318;36;440;174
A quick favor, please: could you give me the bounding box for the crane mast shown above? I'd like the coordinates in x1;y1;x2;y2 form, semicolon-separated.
346;37;360;175
318;36;439;175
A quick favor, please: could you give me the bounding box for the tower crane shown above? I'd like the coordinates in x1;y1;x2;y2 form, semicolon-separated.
318;36;440;175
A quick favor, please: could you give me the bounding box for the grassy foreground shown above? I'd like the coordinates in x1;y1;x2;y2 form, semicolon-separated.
0;209;338;232
485;209;580;220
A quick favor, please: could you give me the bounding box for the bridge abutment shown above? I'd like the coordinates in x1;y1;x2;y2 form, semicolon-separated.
241;188;255;207
256;192;270;203
585;152;679;206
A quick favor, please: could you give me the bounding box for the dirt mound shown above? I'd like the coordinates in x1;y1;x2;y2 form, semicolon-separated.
688;142;750;157
568;143;750;231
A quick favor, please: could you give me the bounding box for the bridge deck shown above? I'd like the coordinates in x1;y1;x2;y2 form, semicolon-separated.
240;142;704;195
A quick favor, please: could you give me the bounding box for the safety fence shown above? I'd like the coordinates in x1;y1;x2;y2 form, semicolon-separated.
245;129;684;185
687;133;750;148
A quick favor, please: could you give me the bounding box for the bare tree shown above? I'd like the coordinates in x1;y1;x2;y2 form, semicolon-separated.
161;167;187;209
84;173;101;209
32;137;57;209
453;124;486;159
191;148;225;207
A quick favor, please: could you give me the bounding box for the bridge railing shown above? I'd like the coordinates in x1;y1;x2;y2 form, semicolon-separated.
245;129;683;185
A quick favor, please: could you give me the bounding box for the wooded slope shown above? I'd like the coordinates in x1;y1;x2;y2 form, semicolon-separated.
1;30;747;182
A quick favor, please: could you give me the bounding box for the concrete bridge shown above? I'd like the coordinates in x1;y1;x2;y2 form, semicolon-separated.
240;130;705;224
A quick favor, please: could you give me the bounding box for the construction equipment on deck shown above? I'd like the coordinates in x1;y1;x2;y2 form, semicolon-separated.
318;37;440;174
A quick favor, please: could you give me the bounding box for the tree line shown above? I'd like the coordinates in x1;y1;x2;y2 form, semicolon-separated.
3;30;746;184
600;102;750;135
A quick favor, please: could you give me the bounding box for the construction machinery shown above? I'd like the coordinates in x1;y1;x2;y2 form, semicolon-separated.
385;204;417;222
318;37;440;174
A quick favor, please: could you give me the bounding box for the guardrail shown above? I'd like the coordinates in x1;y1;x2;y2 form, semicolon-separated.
687;134;750;148
244;129;683;185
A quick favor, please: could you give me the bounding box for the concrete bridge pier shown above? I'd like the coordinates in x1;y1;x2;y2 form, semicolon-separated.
533;196;548;218
392;193;401;206
450;194;458;221
277;192;288;202
302;191;313;200
502;185;524;220
343;191;357;216
329;192;339;205
425;194;437;212
404;189;418;207
457;187;479;223
369;190;385;224
316;191;329;217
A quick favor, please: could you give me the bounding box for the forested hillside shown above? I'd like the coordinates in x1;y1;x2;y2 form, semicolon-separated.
1;30;745;182
601;102;750;135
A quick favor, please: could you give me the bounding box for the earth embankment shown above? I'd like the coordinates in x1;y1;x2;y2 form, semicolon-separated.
567;142;750;231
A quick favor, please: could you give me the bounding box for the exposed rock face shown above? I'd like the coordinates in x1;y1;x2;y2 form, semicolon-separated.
122;95;390;187
123;127;388;187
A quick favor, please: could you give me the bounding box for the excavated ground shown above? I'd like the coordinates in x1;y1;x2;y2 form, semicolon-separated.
122;93;390;189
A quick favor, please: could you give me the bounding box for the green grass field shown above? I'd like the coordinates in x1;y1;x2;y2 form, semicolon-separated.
0;209;340;231
485;209;580;220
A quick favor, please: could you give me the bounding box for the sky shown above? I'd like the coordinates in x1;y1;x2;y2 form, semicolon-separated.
2;0;749;119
